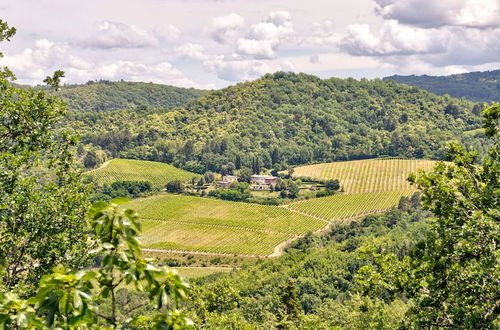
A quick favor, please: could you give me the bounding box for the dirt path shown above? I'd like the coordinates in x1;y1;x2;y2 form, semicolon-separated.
280;204;330;222
86;159;111;173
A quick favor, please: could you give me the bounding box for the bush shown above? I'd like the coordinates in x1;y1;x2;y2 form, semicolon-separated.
325;179;340;191
166;180;184;193
316;190;335;198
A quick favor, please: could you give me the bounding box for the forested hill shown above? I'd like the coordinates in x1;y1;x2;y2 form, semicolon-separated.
54;80;208;112
67;72;485;173
384;70;500;103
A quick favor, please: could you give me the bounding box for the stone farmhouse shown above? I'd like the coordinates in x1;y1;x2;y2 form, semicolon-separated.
217;175;238;188
250;175;279;191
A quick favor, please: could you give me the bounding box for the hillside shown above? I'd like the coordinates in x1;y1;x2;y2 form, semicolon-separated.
55;80;207;112
293;158;436;193
66;72;485;172
384;70;500;103
124;193;327;256
86;158;198;186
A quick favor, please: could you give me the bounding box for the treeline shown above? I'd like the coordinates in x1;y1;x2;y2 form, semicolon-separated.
63;72;486;173
384;69;500;103
53;80;207;112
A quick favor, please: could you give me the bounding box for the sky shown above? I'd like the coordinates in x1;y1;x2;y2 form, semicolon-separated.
1;0;500;89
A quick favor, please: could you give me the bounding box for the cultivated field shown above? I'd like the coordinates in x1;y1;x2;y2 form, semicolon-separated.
119;158;434;257
172;267;234;278
125;194;327;256
87;158;197;186
288;190;414;221
293;158;436;193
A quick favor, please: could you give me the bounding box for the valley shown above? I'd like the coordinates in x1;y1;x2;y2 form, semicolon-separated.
90;158;437;257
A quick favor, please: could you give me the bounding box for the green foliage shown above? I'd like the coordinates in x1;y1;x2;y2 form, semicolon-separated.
358;104;499;328
93;180;153;202
0;200;192;329
54;80;207;112
385;70;500;102
186;205;431;328
279;179;299;199
63;72;484;171
0;21;90;296
166;180;184;193
324;179;340;191
279;279;302;321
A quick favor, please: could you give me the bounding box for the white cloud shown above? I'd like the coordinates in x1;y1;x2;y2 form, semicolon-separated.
203;55;269;81
375;0;500;28
154;24;180;42
0;39;198;87
174;43;206;60
235;11;295;59
83;21;158;49
338;20;446;56
209;13;245;44
307;20;341;46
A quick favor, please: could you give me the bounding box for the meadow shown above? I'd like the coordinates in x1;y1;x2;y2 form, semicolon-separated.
87;158;197;186
293;158;436;193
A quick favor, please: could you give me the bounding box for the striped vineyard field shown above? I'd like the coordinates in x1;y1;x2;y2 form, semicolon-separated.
288;190;414;221
293;158;437;193
86;158;198;187
124;194;328;256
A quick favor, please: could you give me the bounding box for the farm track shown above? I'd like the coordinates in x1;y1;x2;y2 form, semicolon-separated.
280;204;331;222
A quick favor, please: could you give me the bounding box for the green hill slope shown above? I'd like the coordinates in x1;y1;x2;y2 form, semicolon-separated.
384;70;500;103
87;158;197;186
55;80;207;112
124;193;327;256
66;72;485;172
293;158;436;193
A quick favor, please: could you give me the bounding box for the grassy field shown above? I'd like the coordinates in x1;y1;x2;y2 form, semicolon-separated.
87;159;197;186
293;158;436;193
288;190;413;220
125;194;327;255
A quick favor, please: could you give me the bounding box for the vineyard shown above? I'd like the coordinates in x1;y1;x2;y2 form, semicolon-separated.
125;194;327;256
172;267;233;278
288;190;414;220
87;158;197;186
293;158;436;193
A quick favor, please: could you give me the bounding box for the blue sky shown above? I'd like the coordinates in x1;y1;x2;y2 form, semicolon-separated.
1;0;499;89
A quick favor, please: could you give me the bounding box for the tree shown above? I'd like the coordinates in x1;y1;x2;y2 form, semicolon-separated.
0;20;90;296
280;180;299;199
357;104;499;328
166;180;184;193
277;278;302;327
84;150;99;168
324;179;340;191
203;171;216;183
0;200;191;328
238;167;253;183
221;162;235;176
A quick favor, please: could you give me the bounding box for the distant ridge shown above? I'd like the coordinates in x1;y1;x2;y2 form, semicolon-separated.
54;80;208;112
384;70;500;103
